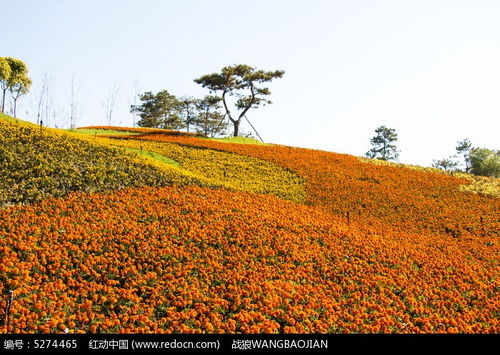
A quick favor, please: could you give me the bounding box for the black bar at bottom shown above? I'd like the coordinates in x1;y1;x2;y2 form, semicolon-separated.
0;334;495;353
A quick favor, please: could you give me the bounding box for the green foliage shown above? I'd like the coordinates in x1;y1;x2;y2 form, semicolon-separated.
456;138;472;172
0;58;11;113
0;58;11;82
365;126;399;161
10;75;31;117
0;115;180;207
1;57;31;115
432;156;459;172
131;90;184;130
469;147;500;177
4;57;28;79
178;96;198;133
123;147;180;168
68;128;139;136
434;139;499;178
209;136;268;145
195;95;227;137
194;64;284;137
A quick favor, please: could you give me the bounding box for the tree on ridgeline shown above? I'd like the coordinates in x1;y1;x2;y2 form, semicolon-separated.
179;96;198;133
469;147;500;178
0;58;12;114
131;91;163;128
194;64;284;137
131;90;184;130
433;138;471;173
432;157;458;172
0;57;30;116
456;138;472;173
195;95;227;137
104;83;119;126
10;75;31;118
69;73;85;129
366;126;399;161
433;138;499;177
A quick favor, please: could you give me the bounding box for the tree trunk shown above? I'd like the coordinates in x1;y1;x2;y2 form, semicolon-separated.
1;89;6;114
233;119;240;137
204;108;209;136
13;98;17;118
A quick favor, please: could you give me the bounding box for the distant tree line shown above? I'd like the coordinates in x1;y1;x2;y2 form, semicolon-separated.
131;64;284;139
130;91;228;137
4;56;498;177
0;57;31;117
365;126;499;178
433;138;500;178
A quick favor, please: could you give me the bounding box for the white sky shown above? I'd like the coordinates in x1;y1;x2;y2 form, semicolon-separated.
3;0;499;166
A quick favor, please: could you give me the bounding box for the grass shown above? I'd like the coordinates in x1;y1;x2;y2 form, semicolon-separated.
0;113;38;126
207;136;269;145
123;147;180;168
67;128;139;136
66;125;266;145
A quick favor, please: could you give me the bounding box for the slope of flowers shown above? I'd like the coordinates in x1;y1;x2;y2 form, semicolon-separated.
358;156;500;198
0;118;202;207
127;134;500;239
456;174;500;198
0;186;498;334
93;136;305;203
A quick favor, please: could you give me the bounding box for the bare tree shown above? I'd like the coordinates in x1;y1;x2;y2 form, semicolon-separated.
103;82;120;126
43;73;56;127
34;73;49;125
69;75;76;129
10;76;31;117
69;74;85;129
131;80;139;127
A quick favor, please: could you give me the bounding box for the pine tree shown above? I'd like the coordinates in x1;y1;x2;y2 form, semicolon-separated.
366;126;399;161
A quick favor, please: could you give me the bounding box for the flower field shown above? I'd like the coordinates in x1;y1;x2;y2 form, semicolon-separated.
123;133;499;238
0;118;195;207
1;186;498;334
0;119;498;334
92;136;305;203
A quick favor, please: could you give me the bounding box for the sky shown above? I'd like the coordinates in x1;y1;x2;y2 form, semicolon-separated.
2;0;499;166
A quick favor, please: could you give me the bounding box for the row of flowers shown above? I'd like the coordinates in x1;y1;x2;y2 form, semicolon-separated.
90;136;306;203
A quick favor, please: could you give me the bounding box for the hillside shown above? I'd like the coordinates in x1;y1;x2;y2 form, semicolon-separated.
0;116;498;334
0;114;192;207
0;116;304;207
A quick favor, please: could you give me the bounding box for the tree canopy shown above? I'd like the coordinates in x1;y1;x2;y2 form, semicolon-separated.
0;57;30;115
0;58;12;113
433;138;499;177
456;138;472;172
194;64;284;137
195;95;227;137
366;126;399;161
469;147;500;178
179;96;197;133
131;90;184;130
131;90;228;137
10;76;32;117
